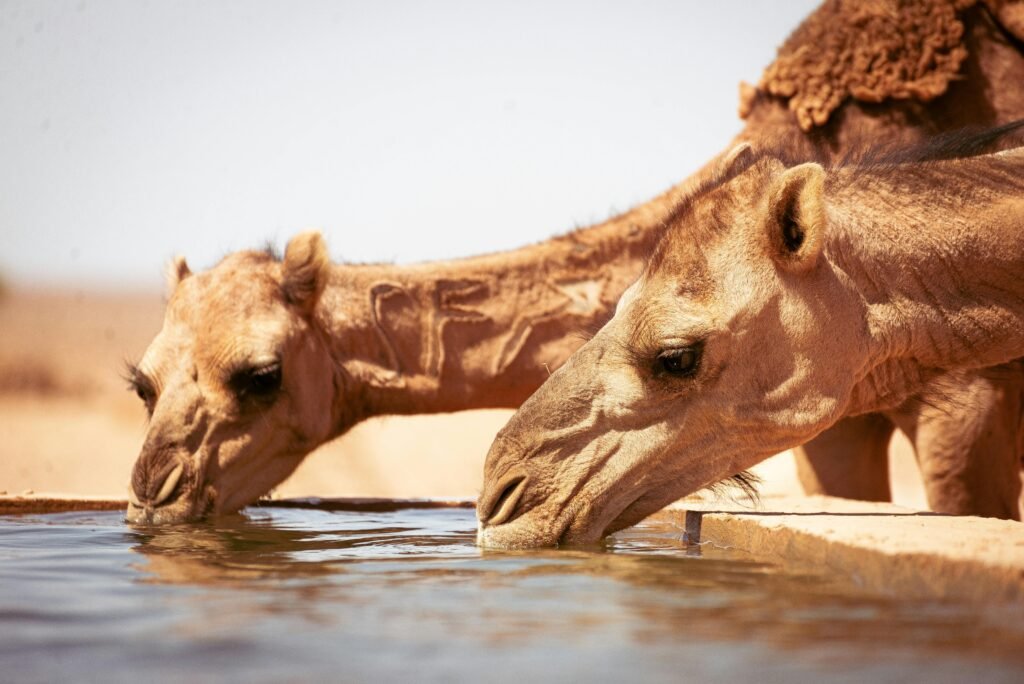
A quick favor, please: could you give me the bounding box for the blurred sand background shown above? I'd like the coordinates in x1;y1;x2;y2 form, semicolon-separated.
0;287;930;508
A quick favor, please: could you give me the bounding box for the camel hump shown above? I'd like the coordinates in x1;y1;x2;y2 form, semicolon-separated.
758;0;976;131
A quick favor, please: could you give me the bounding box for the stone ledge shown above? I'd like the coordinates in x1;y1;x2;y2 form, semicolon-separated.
0;495;128;516
668;494;1024;603
0;495;478;516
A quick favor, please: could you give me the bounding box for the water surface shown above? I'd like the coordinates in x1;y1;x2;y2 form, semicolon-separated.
1;505;1021;683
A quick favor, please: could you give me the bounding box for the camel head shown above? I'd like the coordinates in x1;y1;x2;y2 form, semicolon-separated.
477;145;869;548
125;232;340;524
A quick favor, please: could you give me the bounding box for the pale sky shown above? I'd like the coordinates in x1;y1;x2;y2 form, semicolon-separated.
0;0;820;288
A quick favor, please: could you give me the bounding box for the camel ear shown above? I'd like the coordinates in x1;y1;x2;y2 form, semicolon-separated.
165;256;191;295
282;230;330;312
718;142;754;178
764;162;826;273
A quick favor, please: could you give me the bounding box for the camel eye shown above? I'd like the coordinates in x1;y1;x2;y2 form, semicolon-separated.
132;383;156;413
656;346;701;378
230;362;282;402
125;365;156;412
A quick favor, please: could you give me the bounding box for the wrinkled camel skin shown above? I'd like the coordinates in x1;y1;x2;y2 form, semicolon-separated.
126;0;1024;523
477;145;1024;548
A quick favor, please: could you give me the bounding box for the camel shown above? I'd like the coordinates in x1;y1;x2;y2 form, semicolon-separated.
126;0;1024;524
124;222;659;523
476;133;1024;549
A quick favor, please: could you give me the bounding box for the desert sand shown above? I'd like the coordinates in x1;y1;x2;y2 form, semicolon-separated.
0;288;930;507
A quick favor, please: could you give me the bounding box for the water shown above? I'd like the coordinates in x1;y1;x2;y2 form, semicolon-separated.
0;504;1021;683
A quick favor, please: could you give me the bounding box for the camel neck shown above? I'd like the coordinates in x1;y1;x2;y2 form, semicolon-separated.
314;186;682;424
826;151;1024;413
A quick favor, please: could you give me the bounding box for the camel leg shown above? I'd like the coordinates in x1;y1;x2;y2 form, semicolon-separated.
887;368;1023;521
794;413;895;502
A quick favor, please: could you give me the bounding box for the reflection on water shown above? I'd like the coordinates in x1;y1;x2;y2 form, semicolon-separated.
1;506;1022;683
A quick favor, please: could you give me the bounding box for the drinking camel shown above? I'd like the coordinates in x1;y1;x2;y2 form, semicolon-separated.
477;134;1024;548
126;0;1024;523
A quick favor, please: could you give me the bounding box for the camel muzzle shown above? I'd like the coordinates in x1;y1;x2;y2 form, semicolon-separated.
125;456;198;524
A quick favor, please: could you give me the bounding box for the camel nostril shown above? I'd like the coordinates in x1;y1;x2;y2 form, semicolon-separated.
481;475;527;527
152;462;185;507
131;461;186;510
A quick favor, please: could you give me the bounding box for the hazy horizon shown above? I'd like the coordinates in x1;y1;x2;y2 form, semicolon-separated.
1;1;820;289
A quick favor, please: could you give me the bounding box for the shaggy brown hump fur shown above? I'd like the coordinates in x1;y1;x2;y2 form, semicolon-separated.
759;0;979;131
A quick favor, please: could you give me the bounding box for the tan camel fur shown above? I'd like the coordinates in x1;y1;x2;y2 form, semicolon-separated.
476;139;1024;548
125;222;661;523
126;0;1024;523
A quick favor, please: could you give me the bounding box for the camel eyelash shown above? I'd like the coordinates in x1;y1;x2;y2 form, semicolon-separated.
123;362;156;400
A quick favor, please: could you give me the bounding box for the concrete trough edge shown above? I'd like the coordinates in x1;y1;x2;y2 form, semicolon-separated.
668;496;1024;603
0;495;128;516
0;494;477;516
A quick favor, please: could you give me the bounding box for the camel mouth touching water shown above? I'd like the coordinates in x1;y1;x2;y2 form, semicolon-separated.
123;218;658;524
124;233;339;524
477;134;1024;549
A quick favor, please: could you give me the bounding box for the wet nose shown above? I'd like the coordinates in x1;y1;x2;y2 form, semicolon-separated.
478;473;528;527
129;460;186;510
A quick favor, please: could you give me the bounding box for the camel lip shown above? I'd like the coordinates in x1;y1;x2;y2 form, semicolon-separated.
123;474;210;525
124;500;199;525
477;470;644;549
475;507;571;550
